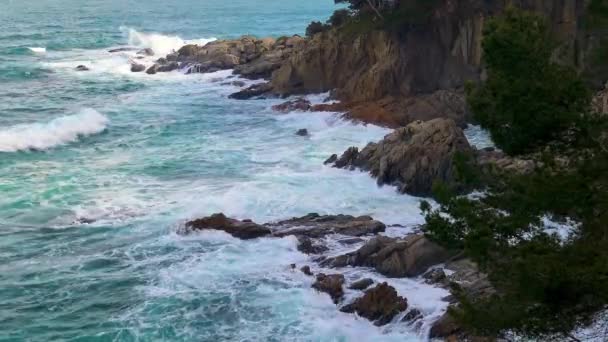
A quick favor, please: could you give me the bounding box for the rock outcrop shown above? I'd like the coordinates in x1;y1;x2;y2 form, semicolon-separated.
271;213;385;238
183;213;271;239
322;234;452;278
328;118;473;196
340;282;408;326
312;273;345;304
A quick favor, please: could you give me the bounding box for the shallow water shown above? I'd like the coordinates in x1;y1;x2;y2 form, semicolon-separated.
0;1;492;341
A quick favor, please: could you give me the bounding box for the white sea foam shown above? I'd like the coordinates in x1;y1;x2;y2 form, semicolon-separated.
122;27;215;57
28;47;46;54
0;108;108;152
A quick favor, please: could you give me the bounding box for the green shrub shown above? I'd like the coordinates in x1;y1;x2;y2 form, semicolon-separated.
467;8;591;155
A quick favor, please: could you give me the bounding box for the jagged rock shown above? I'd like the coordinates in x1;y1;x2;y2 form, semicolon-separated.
423;268;448;285
323;154;338;165
272;98;312;113
330;118;473;197
137;48;154;56
300;265;313;276
321;234;452;278
340;282;407;326
295;129;309;136
271;213;385;239
75;65;89;71
228;82;272;99
312;273;345;304
183;213;271;239
332;147;360;169
430;310;461;339
146;65;158;74
172;35;299;78
130;63;146;72
402;308;423;322
296;236;328;254
349;278;374;290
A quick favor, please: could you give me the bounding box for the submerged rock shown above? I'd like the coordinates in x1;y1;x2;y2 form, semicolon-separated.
108;47;136;53
340;282;407;326
271;213;385;238
349;278;374;291
75;65;89;71
295;129;309;136
300;265;313;276
329;118;473;197
321;234;452;278
137;48;155;56
183;213;271;239
312;273;345;304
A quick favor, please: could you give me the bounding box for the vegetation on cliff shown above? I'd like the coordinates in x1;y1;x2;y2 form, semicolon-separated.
422;7;608;341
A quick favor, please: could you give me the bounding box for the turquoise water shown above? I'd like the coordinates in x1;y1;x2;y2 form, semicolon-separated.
0;1;451;341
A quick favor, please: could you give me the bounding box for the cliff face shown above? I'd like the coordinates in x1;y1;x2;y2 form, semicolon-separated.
267;0;604;126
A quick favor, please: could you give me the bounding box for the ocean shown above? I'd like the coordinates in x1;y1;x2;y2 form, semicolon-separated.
0;1;492;340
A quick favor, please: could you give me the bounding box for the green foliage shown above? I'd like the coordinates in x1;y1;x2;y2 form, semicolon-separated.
422;7;608;339
468;8;591;155
305;21;329;37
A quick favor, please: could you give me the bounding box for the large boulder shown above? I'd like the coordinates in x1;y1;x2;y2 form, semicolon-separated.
271;213;385;239
322;234;452;278
340;282;408;326
312;273;345;304
183;213;271;239
329;118;473;197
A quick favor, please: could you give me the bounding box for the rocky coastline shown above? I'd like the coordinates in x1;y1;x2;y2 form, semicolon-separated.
132;1;607;340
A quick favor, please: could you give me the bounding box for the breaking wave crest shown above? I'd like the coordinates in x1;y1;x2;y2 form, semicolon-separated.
0;108;109;152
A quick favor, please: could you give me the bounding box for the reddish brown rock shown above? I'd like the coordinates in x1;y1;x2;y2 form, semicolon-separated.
183;213;271;239
312;273;345;304
340;282;408;326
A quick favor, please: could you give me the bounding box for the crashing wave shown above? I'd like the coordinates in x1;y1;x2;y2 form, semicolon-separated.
120;27;215;57
0;108;109;152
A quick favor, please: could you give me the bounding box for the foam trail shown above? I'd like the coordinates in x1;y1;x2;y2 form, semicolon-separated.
28;47;46;54
0;109;108;152
121;27;215;56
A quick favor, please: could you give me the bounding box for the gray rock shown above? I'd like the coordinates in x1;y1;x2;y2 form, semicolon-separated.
75;65;89;71
296;129;309;136
322;234;453;278
349;278;374;290
130;63;146;73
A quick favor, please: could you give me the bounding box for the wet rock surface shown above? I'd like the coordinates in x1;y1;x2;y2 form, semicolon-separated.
271;213;385;238
340;282;408;326
322;234;452;278
312;273;345;304
183;213;271;239
271;98;312;113
328;118;473;197
348;278;374;290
